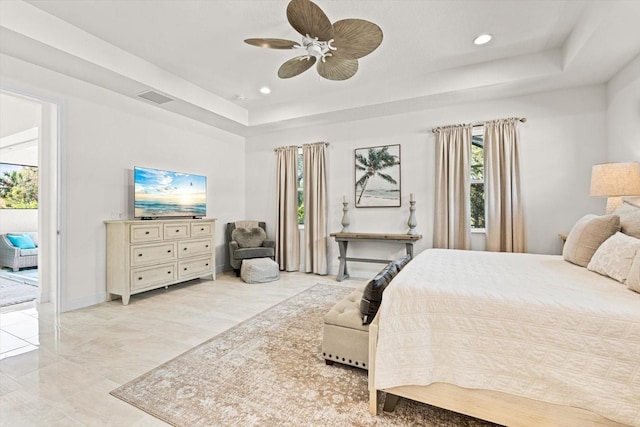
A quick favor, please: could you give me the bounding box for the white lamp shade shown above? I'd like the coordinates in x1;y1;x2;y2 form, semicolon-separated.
590;162;640;197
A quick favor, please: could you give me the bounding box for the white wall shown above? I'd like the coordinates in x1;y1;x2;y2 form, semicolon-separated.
0;210;38;234
246;85;608;279
607;54;640;162
1;54;246;311
607;54;640;206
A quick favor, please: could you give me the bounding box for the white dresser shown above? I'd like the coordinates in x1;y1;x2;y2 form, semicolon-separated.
105;218;216;305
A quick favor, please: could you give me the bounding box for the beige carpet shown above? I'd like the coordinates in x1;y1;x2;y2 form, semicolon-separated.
111;283;497;426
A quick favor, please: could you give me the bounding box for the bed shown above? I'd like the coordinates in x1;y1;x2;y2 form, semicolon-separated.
368;248;640;427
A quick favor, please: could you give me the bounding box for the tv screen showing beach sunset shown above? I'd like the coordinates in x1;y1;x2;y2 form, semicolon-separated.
134;167;206;218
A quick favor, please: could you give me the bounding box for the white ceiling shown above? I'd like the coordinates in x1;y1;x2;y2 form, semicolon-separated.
1;0;639;137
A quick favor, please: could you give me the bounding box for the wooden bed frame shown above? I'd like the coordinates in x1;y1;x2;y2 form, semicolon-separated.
368;315;629;427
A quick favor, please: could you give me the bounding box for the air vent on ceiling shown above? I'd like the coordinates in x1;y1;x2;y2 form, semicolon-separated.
137;90;174;104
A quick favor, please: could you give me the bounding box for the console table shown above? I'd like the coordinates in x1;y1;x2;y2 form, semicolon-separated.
330;232;422;282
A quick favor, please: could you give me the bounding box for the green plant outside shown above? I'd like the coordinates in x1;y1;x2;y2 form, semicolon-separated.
0;167;38;209
470;138;485;229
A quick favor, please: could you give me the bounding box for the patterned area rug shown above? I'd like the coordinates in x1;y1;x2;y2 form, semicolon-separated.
0;277;38;307
111;283;496;427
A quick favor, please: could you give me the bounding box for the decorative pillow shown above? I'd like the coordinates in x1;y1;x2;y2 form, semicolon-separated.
587;232;640;283
6;233;37;249
360;264;393;326
27;232;38;247
563;214;620;267
231;227;266;248
392;254;411;271
626;251;640;293
613;201;640;239
360;256;412;325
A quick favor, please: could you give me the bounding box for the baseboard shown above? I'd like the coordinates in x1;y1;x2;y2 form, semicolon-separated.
61;292;107;312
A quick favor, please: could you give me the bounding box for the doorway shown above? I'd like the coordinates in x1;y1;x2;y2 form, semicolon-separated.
0;89;60;359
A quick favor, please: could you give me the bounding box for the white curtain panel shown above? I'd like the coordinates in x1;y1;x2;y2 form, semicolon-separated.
484;118;526;253
303;142;328;275
275;146;300;271
433;124;472;249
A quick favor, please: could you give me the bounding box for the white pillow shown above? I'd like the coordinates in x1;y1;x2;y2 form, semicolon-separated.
613;201;640;238
587;232;640;283
626;251;640;293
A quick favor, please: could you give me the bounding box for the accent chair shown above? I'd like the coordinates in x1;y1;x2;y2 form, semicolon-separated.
226;221;276;276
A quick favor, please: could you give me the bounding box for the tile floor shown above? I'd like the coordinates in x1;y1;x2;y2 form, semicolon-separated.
0;304;40;360
0;271;363;426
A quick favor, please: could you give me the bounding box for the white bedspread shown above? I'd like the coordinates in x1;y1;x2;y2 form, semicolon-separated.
374;249;640;426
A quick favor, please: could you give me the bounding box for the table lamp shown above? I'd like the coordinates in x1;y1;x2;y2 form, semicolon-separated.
590;161;640;213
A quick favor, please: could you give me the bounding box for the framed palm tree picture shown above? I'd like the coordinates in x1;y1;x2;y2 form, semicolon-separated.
354;144;401;207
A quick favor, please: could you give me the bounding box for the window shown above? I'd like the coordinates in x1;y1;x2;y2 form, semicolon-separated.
297;148;304;225
470;128;485;229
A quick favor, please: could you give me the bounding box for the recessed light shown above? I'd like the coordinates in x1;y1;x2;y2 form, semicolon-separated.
259;86;271;94
473;34;492;45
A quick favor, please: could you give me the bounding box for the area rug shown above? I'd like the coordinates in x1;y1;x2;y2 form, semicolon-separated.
111;283;496;427
0;277;38;307
0;267;38;286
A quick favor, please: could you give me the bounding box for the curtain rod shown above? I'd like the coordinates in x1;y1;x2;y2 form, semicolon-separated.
274;142;329;152
431;117;527;133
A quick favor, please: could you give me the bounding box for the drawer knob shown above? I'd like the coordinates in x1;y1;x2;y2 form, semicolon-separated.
175;229;179;233
183;247;188;251
205;263;209;267
138;253;143;257
138;277;143;280
205;245;209;248
167;250;171;253
200;228;204;231
167;271;171;274
184;267;188;271
145;231;150;235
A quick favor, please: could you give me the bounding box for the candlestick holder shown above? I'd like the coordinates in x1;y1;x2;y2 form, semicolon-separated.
407;200;417;235
341;201;350;232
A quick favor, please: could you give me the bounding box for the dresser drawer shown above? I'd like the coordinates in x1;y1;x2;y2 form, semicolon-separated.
164;224;189;239
178;256;213;280
130;224;163;243
131;262;176;291
131;242;177;266
191;222;213;237
178;239;213;258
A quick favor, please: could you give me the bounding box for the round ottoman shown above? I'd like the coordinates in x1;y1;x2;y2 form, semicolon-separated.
240;257;280;283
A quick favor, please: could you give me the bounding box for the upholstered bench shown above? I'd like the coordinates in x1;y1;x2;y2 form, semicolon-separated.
322;254;412;370
240;257;280;283
322;286;369;369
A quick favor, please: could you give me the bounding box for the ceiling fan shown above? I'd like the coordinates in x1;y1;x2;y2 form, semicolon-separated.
244;0;383;81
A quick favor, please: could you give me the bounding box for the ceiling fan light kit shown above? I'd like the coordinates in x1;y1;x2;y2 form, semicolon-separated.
244;0;383;81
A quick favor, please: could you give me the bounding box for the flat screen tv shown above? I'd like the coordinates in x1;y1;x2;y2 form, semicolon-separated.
134;166;206;219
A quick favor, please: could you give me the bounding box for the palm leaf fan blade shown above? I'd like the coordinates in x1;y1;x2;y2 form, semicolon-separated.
286;0;334;41
244;38;299;49
332;19;383;60
317;55;358;81
278;56;317;78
